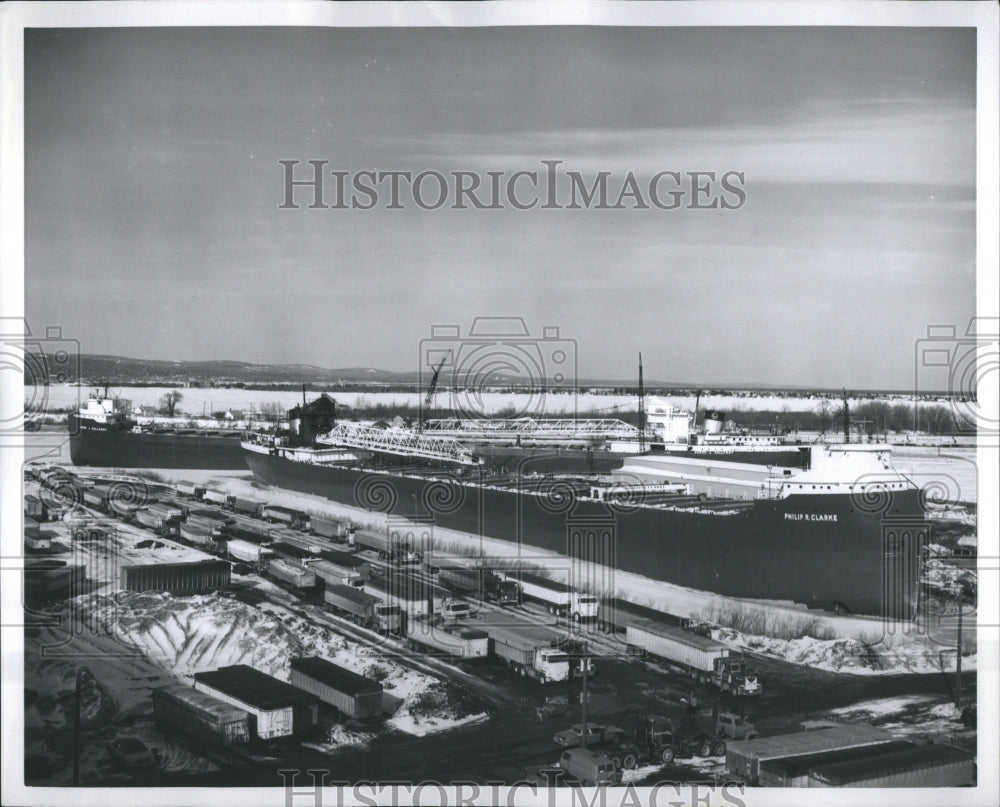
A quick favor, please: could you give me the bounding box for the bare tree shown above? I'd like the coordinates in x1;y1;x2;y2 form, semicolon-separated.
159;390;184;417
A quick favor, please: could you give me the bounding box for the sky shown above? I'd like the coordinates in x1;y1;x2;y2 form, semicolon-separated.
24;25;977;388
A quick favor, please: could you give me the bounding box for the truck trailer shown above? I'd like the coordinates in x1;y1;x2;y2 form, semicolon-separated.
470;610;572;684
152;685;250;746
311;514;348;540
308;557;366;587
725;725;894;784
324;584;401;633
133;507;179;536
807;743;975;788
261;505;310;531
501;570;598;622
362;573;451;617
289;657;383;720
175;482;206;500
227;539;274;565
268;558;317;589
353;529;421;564
439;566;521;606
405;614;489;659
202;489;230;507
625;619;762;696
229;496;262;517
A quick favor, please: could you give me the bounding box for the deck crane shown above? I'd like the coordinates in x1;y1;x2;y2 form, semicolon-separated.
419;355;448;431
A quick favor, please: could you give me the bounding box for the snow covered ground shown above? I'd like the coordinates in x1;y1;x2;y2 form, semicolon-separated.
123;468;978;678
42;384;959;418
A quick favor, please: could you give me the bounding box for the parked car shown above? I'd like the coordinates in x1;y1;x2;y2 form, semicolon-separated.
553;723;626;748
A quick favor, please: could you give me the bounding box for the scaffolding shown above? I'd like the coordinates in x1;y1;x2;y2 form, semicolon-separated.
318;423;482;465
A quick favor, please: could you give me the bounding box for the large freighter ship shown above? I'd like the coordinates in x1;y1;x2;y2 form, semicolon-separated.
242;423;927;618
68;395;248;469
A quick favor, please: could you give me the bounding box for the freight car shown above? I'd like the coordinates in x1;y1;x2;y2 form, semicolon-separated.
405;614;489;659
152;685;251;746
625;619;762;696
289;657;383;720
725;725;894;784
119;559;231;594
193;665;320;739
324;584;401;633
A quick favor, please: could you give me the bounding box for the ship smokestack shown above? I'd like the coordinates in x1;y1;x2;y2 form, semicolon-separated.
842;388;850;444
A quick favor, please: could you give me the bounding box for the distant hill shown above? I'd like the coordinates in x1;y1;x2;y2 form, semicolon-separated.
39;353;931;397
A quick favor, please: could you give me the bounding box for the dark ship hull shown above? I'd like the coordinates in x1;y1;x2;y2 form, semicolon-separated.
243;446;926;617
68;414;248;470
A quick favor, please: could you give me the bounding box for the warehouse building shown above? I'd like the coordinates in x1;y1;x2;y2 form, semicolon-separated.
25;559;85;602
289;657;383;720
119;559;231;594
194;665;320;740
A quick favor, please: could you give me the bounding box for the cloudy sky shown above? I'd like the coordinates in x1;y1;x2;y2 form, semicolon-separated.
25;25;975;388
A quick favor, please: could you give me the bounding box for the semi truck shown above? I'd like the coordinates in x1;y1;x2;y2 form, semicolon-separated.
501;570;598;622
439;566;521;606
405;614;489;659
361;573;450;617
471;610;573;684
353;529;421;564
174;482;206;500
625;619;762;696
260;505;310;531
324;584;401;633
133;507;179;536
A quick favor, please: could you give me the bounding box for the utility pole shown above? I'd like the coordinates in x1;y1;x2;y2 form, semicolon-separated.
955;583;963;710
72;668;82;786
638;353;646;453
580;640;589;748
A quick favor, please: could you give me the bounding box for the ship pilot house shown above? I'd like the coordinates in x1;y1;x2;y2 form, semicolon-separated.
288;394;337;445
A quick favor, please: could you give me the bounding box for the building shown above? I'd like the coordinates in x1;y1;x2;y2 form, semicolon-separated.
193;665;320;740
289;657;383;720
119;559;231;594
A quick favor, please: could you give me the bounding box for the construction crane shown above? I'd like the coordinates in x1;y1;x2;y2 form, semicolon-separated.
420;355;448;432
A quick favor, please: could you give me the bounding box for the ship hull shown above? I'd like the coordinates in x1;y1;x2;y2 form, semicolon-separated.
68;415;248;470
243;448;926;617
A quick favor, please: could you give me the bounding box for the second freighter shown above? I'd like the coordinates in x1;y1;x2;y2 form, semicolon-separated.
242;419;927;618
